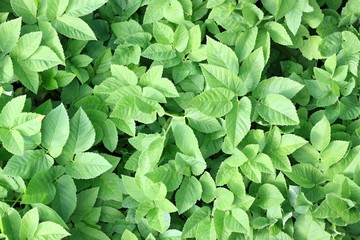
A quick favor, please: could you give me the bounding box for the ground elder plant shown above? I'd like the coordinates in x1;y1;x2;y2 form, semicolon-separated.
0;0;359;239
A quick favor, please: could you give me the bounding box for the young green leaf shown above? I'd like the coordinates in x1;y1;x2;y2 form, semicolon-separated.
41;104;70;158
256;183;285;209
310;116;331;151
257;94;300;125
191;88;234;117
175;176;202;214
51;14;96;40
0;18;21;53
206;37;239;74
19;208;39;240
65;0;107;17
65;152;112;179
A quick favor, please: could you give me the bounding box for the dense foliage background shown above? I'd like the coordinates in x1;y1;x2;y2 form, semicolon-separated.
0;0;360;239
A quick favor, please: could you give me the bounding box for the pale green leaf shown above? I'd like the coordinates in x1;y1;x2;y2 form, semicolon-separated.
32;221;70;240
66;0;107;17
206;37;239;74
253;77;304;99
191;88;234;118
65;152;112;179
41;104;70;158
51;175;77;222
175;176;202;214
10;32;42;60
51;14;96;40
239;47;265;93
285;163;325;188
10;0;37;24
265;21;293;46
3;150;53;179
22;46;63;72
224;97;251;150
200;64;243;95
257;94;300;125
0;95;26;128
310;116;331;151
0;18;21;53
19;208;39;240
257;184;285;209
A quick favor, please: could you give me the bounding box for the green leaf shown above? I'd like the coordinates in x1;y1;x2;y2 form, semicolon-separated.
4;150;53;179
199;172;216;203
239;47;265;93
278;134;307;155
38;21;65;63
10;32;42;60
285;0;313;35
206;37;239;74
300;36;323;60
122;229;138;240
265;21;293;46
191;88;234;117
0;55;13;83
140;66;179;97
45;0;69;20
224;208;249;233
182;207;211;238
65;0;107;17
32;221;70;240
51;175;77;222
122;175;147;202
163;0;184;24
214;188;234;211
19;208;39;240
32;203;68;229
0;95;26;128
96;173;122;202
13;113;43;137
310;116;331;151
171;118;206;175
320;140;349;171
51;14;96;40
141;43;177;61
257;94;300;125
147;208;168;233
186;108;222;134
13;58;40;93
143;0;167;24
0;18;21;53
71;187;99;223
41;104;70;158
1;207;22;240
256;183;285;209
284;163;325;188
65;152;112;179
253;77;304;99
63;108;95;155
175;176;202;214
153;22;174;45
22;167;64;204
102;119;118;152
21;46;63;71
235;27;258;62
0;128;24;155
173;24;189;52
10;0;37;24
224;97;251;151
200;64;243;95
71;223;110;240
294;215;331;240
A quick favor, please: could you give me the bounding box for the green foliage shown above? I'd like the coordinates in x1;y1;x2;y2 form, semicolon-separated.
0;0;359;239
